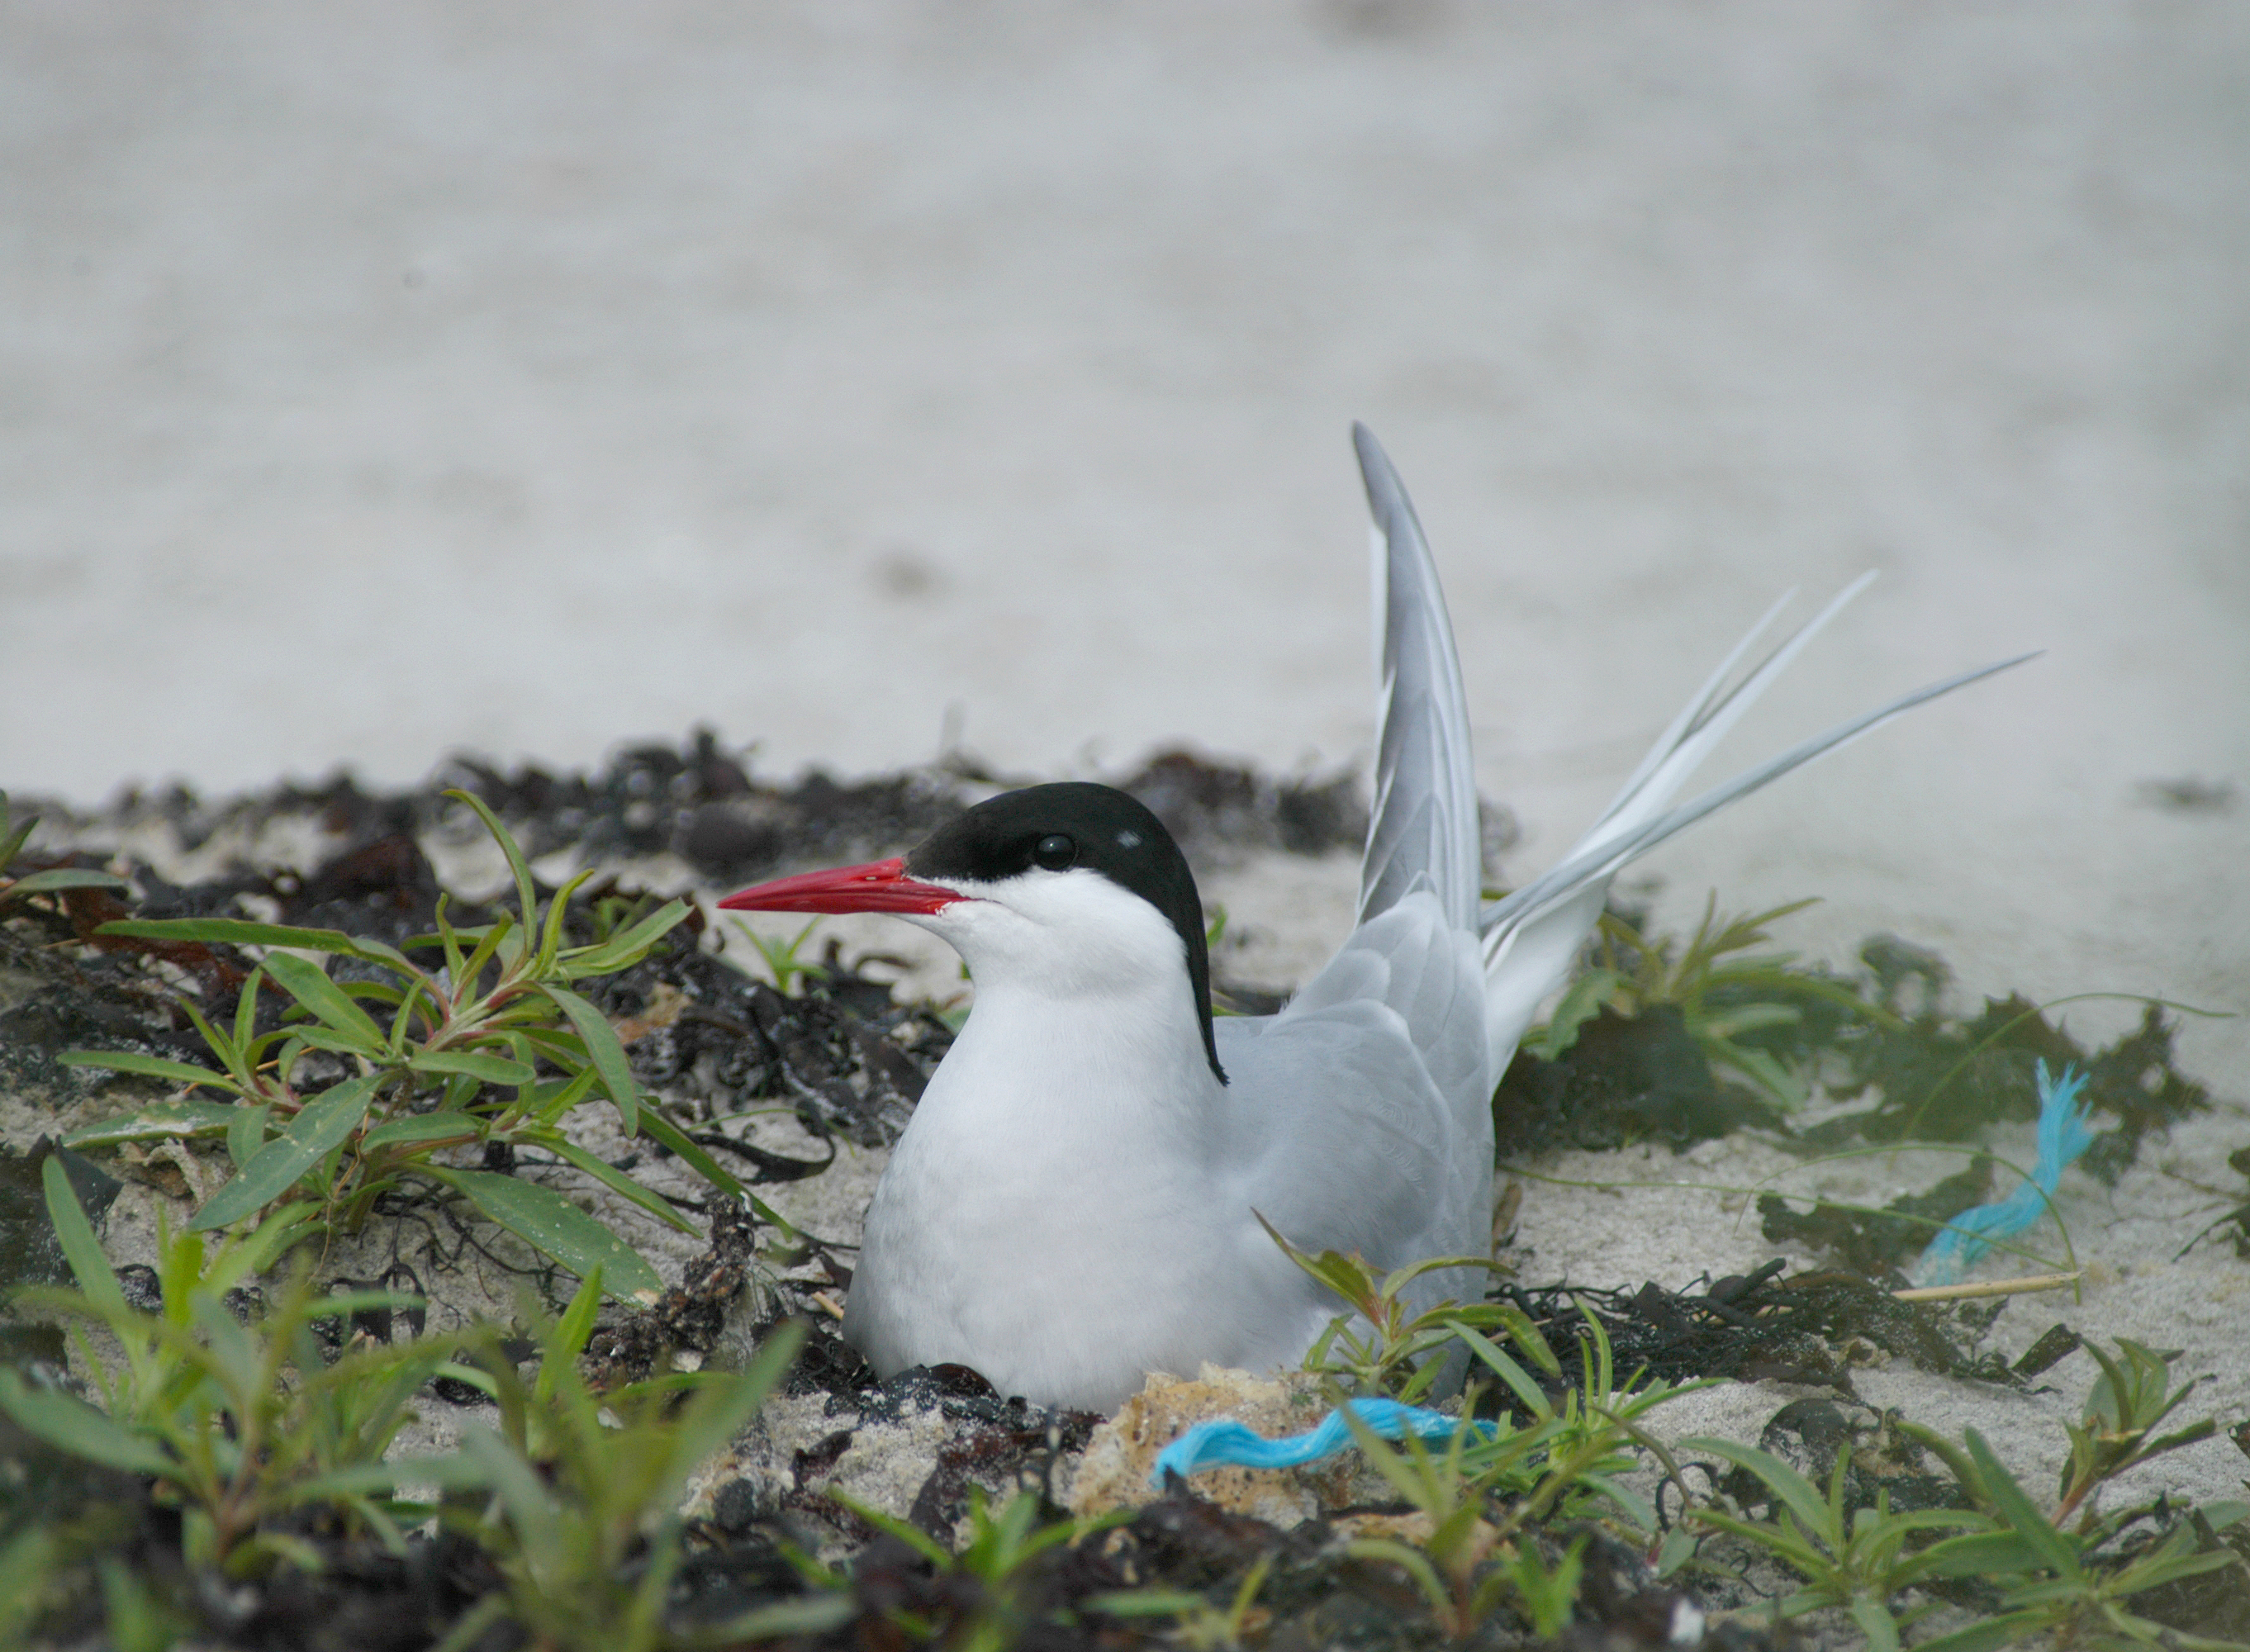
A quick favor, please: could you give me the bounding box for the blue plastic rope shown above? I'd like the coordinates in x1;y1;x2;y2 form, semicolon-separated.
1910;1060;2099;1288
1151;1398;1493;1486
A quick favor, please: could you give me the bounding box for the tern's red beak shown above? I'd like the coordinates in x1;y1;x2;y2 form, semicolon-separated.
716;857;963;916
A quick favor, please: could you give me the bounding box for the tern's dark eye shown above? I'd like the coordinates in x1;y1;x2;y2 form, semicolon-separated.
1032;833;1076;872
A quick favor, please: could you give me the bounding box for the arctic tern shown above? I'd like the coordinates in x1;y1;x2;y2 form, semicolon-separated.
720;426;2029;1412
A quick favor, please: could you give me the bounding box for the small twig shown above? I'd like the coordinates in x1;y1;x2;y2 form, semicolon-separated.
810;1290;847;1322
1891;1271;2081;1303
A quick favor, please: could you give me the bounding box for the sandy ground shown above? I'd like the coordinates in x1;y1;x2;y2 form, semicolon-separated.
1;2;2243;1103
2;0;2247;1578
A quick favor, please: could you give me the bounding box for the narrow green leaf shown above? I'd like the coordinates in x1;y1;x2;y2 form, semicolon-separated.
0;1371;173;1477
539;984;639;1135
41;1156;128;1317
282;1026;385;1059
530;1133;698;1234
2202;1501;2250;1532
456;1427;564;1563
191;1074;378;1230
425;1168;663;1300
4;867;130;897
536;868;596;973
634;1109;802;1237
829;1490;953;1571
232;1203;322;1283
530;1066;600;1127
1574;1470;1658;1534
558;899;693;976
1905;1610;2053;1652
287;1455;493;1502
1343;1536;1449;1616
698;1597;859;1641
1680;1438;1837;1544
174;996;254;1089
1654;1527;1698;1578
1445;1320;1555;1417
387;976;430;1056
307;1289;428;1322
62;1096;239;1146
444;790;539;933
453;914;515;1000
361;1114;482;1151
407;1049;537;1086
233;966;263;1054
92;918;416;975
262;952;387;1047
226;1103;271;1170
1963;1429;2078;1577
548;1270;605;1380
2119;1550;2239;1594
1846;1597;1901;1652
55;1051;234;1091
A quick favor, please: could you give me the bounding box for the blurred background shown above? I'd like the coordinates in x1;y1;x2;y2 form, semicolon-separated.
2;3;2243;1074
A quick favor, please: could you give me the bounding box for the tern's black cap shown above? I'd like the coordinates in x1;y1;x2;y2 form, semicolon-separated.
907;782;1225;1083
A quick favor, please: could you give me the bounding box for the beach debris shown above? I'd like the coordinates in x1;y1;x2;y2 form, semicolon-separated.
1909;1061;2100;1287
1150;1397;1490;1483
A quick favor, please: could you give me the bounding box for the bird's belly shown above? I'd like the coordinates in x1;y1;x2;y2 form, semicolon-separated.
842;1113;1319;1412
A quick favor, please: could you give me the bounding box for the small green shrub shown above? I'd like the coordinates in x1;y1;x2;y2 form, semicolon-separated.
55;790;805;1295
0;1157;454;1577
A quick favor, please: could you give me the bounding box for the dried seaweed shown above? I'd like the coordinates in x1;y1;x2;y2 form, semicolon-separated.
1493;1004;1778;1157
1754;1156;1996;1279
1485;1262;2018;1398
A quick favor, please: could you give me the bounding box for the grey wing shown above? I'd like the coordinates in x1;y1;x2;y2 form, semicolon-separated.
1353;425;1483;936
1218;890;1493;1269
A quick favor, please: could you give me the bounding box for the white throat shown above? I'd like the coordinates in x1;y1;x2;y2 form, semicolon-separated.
904;866;1223;1150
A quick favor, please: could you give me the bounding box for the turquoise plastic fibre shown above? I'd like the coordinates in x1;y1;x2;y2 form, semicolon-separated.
1910;1060;2099;1288
1151;1398;1493;1486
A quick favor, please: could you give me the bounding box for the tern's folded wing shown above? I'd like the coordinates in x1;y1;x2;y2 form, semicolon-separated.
1216;889;1493;1270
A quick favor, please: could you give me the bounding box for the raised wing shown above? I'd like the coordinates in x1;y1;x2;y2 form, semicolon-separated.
1353;425;1483;937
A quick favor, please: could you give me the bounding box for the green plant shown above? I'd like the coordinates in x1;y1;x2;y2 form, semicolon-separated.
0;788;129;908
429;1271;809;1652
827;1486;1120;1652
1532;896;1899;1107
1507;1535;1588;1639
1339;1309;1701;1640
1905;1432;2249;1652
1680;1437;1996;1649
1262;1213;1557;1401
732;917;829;995
0;1527;56;1648
1678;1341;2248;1651
1340;1397;1522;1640
52;790;796;1297
2056;1340;2216;1530
1091;1551;1275;1650
0;1157;454;1578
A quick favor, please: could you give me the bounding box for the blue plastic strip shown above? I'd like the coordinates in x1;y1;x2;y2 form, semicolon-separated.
1151;1398;1493;1485
1910;1060;2098;1288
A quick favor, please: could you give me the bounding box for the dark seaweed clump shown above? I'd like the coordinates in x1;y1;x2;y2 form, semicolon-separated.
1494;923;2215;1275
1484;1260;2029;1400
39;729;1370;888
